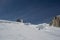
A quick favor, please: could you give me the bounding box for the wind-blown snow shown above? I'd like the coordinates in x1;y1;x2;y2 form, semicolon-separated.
0;20;60;40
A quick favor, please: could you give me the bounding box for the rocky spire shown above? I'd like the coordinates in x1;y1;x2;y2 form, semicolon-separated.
49;15;60;27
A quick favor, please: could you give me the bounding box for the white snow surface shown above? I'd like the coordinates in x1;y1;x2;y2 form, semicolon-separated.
0;20;60;40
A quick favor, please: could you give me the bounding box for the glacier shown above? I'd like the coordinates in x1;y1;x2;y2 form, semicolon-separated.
0;20;60;40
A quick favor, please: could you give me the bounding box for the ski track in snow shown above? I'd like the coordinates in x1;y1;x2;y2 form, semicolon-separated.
0;20;60;40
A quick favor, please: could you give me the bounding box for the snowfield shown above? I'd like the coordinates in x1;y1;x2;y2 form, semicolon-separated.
0;20;60;40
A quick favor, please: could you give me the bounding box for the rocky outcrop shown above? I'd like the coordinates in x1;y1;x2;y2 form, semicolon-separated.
16;19;21;22
16;19;24;23
49;15;60;27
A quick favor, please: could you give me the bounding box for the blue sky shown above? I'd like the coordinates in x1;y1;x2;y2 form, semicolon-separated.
0;0;60;24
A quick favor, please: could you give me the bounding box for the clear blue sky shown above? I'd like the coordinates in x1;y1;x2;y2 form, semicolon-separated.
0;0;60;24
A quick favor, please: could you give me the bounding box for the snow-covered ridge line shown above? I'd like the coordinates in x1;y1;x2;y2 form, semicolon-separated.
0;20;60;30
0;20;49;29
0;20;37;25
0;20;22;24
0;20;60;40
0;20;14;22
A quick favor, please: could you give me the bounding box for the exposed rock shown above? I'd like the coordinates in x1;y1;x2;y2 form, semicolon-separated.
49;15;60;27
16;19;21;22
16;18;24;23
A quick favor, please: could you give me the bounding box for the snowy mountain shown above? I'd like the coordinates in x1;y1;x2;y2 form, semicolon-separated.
0;20;60;40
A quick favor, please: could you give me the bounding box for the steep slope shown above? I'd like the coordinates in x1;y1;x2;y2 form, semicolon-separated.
0;20;60;40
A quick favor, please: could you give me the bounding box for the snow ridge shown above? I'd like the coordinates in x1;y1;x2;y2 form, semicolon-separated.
0;20;60;40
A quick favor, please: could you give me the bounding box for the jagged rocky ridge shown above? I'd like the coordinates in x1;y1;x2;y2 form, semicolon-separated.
49;15;60;27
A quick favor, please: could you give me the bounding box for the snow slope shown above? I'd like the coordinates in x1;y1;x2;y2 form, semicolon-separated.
0;20;60;40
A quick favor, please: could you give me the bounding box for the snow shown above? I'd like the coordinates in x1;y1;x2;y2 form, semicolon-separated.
0;20;60;40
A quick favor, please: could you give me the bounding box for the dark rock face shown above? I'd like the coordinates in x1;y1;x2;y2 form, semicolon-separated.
49;15;60;27
16;19;21;22
16;19;24;23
